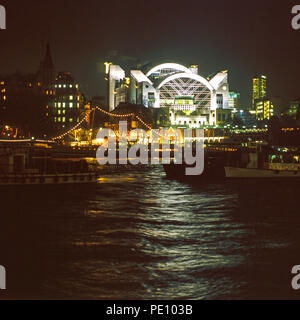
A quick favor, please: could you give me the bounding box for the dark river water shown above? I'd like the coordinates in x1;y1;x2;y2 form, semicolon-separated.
1;165;300;300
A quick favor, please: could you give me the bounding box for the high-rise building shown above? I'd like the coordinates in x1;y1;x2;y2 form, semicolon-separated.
48;72;85;131
252;75;267;108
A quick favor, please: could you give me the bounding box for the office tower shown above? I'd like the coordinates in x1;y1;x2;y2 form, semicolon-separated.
252;75;267;108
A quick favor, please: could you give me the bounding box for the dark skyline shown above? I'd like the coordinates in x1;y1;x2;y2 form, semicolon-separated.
0;0;299;108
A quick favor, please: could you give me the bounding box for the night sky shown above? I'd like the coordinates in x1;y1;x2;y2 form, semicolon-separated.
0;0;299;108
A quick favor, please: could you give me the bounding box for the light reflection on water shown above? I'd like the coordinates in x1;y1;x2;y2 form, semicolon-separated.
1;166;300;299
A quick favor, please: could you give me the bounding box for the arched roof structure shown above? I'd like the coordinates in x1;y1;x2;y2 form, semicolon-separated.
157;72;214;92
146;63;192;78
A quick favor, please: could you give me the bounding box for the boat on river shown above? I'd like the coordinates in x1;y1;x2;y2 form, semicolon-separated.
225;143;300;179
0;146;99;186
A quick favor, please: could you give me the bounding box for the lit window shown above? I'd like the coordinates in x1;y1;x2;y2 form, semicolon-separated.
58;117;61;122
69;103;73;108
58;85;62;88
63;103;66;108
58;103;61;108
69;96;73;100
62;117;66;122
70;85;73;88
58;110;61;115
69;118;73;123
63;85;66;88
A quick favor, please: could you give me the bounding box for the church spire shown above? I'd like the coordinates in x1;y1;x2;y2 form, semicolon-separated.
42;43;55;70
38;43;56;87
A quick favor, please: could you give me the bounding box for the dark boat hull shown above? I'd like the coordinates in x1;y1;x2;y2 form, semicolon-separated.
163;157;225;181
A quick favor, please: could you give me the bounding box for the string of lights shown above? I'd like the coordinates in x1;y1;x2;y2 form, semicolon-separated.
95;106;135;118
0;107;159;142
135;115;153;130
95;106;152;130
50;106;152;141
51;111;92;140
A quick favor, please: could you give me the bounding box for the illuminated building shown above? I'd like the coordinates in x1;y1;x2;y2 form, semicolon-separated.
228;92;240;110
287;98;300;120
255;97;280;121
49;72;85;130
252;75;267;108
0;44;57;135
0;45;88;136
255;99;273;121
170;112;207;128
107;62;232;126
0;73;48;135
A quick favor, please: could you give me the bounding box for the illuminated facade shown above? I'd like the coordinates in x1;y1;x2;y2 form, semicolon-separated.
49;72;85;130
106;62;232;126
0;45;57;135
252;75;267;109
287;98;300;120
255;99;273;121
228;92;240;110
0;45;86;136
255;96;281;121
